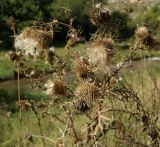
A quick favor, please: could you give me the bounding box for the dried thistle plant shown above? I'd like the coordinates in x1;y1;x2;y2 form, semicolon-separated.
9;3;160;147
15;27;53;51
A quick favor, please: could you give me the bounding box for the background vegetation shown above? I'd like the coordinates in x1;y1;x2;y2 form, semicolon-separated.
1;0;159;49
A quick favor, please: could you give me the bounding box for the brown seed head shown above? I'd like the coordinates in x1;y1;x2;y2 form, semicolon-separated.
19;27;53;49
90;4;112;26
54;79;66;96
135;26;149;40
75;81;100;102
74;56;92;81
88;44;110;66
88;36;115;66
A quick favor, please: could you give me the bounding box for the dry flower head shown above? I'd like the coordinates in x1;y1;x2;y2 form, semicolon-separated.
90;3;112;26
75;81;100;102
73;54;93;81
135;26;149;40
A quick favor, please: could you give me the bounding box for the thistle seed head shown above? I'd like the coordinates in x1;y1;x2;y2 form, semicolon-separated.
54;79;66;96
135;26;149;40
88;45;110;66
90;4;112;26
45;77;66;96
15;27;54;56
88;36;115;66
75;81;100;102
74;56;93;81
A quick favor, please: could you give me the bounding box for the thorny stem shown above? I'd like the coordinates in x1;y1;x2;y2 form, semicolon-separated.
17;67;22;147
68;111;79;143
13;26;22;147
31;104;46;147
31;135;56;144
44;112;66;125
140;50;145;100
89;127;110;147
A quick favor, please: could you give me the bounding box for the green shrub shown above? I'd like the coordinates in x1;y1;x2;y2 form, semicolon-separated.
112;10;135;39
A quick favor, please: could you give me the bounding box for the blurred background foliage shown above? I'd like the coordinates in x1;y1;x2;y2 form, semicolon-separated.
0;0;160;49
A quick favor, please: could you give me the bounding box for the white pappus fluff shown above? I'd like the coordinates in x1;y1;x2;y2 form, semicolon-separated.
14;35;38;56
88;45;109;66
44;80;54;95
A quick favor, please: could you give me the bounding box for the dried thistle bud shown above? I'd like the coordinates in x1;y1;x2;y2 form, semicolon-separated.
65;28;83;49
74;56;93;81
44;78;66;96
101;37;115;56
88;45;110;66
90;4;112;26
75;81;100;102
135;26;149;40
88;36;115;67
15;27;54;56
8;51;23;62
54;79;66;96
103;37;115;48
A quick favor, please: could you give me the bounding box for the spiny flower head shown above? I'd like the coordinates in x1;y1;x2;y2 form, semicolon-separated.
74;55;93;81
75;81;100;102
15;27;54;56
135;26;149;40
44;76;66;96
88;45;110;66
90;3;112;26
54;79;66;95
88;36;115;66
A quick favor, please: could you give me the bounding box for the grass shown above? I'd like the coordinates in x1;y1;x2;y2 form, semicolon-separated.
0;52;15;81
0;102;89;146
